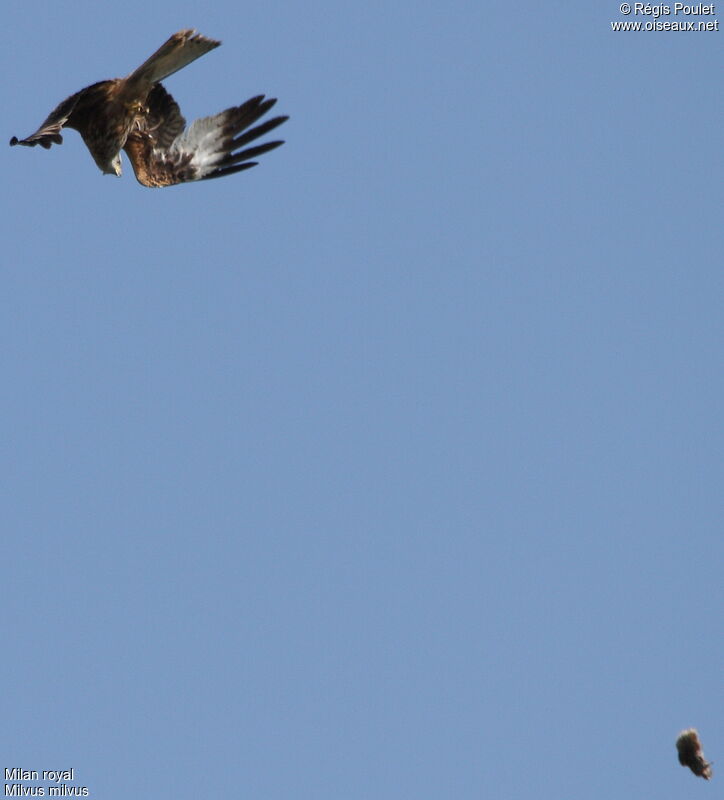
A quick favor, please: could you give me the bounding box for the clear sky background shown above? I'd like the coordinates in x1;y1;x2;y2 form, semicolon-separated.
1;2;721;798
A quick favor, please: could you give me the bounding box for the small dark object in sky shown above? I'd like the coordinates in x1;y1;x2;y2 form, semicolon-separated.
676;728;712;780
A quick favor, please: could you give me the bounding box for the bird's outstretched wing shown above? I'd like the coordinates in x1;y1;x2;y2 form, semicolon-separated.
123;85;288;187
9;90;85;149
126;29;220;89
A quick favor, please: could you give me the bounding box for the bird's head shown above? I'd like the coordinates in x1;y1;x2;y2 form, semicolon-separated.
104;154;122;176
91;148;122;177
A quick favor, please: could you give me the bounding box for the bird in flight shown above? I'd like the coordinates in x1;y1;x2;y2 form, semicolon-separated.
676;728;713;780
10;29;288;187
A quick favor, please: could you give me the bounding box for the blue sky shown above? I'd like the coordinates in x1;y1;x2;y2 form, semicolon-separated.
1;2;721;798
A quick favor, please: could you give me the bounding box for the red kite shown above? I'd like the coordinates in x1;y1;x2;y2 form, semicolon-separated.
10;30;287;187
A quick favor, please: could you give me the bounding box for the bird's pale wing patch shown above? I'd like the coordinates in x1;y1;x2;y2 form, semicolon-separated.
124;94;287;187
174;96;288;181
